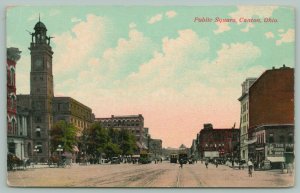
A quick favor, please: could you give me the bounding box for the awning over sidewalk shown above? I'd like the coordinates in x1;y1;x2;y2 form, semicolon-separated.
244;137;257;145
267;157;285;162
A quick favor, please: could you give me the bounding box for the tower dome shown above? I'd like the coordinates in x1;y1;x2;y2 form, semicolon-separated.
34;21;47;31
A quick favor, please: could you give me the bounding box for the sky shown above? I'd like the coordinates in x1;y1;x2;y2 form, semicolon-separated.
6;6;295;148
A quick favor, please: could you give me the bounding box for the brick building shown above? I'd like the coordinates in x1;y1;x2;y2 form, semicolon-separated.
198;124;239;159
95;114;148;152
7;47;27;159
247;66;294;168
249;66;294;128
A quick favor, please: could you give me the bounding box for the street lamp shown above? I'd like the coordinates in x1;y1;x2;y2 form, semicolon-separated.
33;145;39;164
56;145;63;166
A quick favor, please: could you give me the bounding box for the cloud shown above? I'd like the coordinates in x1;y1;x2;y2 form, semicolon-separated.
165;10;177;18
276;29;295;45
15;55;31;94
265;31;275;39
129;22;136;29
148;13;163;24
52;14;107;74
241;23;254;32
98;28;157;79
27;13;44;21
71;17;82;23
46;27;264;147
49;9;60;16
229;6;278;32
214;22;231;34
229;6;278;23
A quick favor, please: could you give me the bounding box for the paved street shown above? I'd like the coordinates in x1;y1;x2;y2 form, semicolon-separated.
7;162;294;187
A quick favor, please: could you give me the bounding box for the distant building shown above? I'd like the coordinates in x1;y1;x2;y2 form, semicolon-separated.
198;124;239;159
248;66;294;167
238;78;257;161
149;138;162;159
190;139;199;160
95;114;148;152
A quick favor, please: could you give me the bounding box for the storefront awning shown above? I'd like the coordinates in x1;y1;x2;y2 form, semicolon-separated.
267;157;285;162
244;137;257;145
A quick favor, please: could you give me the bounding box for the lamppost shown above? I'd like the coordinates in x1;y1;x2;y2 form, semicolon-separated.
56;145;63;166
20;142;23;161
33;145;39;164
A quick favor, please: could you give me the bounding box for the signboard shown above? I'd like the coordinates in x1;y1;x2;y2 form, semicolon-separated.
204;151;219;158
267;144;294;157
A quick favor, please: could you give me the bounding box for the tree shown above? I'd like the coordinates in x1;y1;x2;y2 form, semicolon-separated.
119;129;137;155
50;120;79;153
85;122;109;158
104;142;122;158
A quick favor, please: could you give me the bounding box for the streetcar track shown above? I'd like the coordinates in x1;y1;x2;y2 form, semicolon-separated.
176;166;181;187
187;166;204;187
67;166;152;187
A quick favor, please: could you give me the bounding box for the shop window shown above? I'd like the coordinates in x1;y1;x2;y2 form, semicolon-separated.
288;133;293;143
268;134;274;143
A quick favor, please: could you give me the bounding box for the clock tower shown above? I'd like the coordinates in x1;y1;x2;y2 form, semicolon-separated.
29;18;54;162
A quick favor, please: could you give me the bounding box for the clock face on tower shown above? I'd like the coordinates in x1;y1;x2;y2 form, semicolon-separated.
34;58;43;70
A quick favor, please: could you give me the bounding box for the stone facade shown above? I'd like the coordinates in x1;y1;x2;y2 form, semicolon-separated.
238;78;256;161
53;97;94;135
12;20;94;162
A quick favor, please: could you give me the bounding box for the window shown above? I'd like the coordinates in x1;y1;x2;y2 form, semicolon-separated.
11;118;16;135
35;142;43;153
10;68;15;86
269;133;274;143
279;135;285;143
35;116;42;123
35;127;41;137
288;133;293;143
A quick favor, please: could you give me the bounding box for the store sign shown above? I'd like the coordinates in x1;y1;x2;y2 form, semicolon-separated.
267;144;293;156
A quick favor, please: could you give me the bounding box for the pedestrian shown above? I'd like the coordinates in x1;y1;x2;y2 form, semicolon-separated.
215;159;218;168
205;159;209;168
179;158;183;168
248;159;253;177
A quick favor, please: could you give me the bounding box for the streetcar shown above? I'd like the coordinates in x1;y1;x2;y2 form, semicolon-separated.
178;153;188;164
170;153;178;163
139;152;152;164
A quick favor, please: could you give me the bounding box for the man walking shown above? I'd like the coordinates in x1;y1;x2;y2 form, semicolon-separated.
179;158;183;168
205;159;209;169
248;159;254;177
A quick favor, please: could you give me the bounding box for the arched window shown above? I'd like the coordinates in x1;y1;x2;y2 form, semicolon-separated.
27;142;32;156
35;127;41;137
10;94;16;109
10;68;15;86
11;116;16;135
